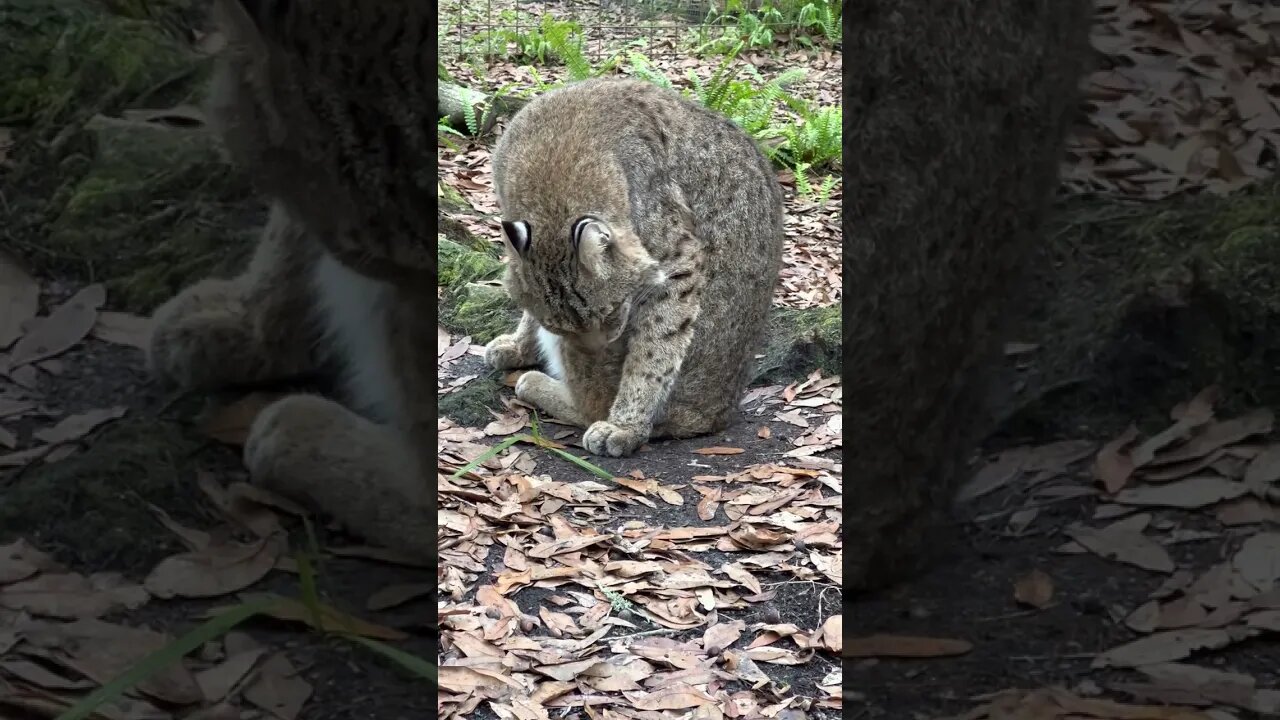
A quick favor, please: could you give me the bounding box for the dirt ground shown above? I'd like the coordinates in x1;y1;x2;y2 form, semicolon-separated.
0;281;433;718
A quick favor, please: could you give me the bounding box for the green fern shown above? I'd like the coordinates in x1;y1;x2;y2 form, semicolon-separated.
793;162;838;205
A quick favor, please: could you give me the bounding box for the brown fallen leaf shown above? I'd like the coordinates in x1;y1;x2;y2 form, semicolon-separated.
844;634;972;658
1216;498;1280;526
196;648;266;703
0;252;40;349
198;393;283;446
218;593;408;640
91;311;154;351
0;572;148;619
948;686;1216;720
243;652;312;720
32;406;127;445
693;446;745;455
7;284;106;368
1243;443;1280;489
1232;531;1280;593
21;617;203;705
1094;424;1140;493
366;582;433;612
1093;628;1238;669
1066;515;1175;574
1150;409;1274;467
1114;475;1249;509
0;539;56;584
1013;569;1054;609
144;536;282;599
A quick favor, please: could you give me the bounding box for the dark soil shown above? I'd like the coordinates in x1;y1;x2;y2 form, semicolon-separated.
847;446;1279;719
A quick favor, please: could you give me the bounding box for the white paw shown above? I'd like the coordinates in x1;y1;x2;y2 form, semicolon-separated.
583;420;648;458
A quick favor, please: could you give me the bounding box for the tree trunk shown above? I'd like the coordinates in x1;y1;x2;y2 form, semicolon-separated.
842;1;1094;591
437;81;530;133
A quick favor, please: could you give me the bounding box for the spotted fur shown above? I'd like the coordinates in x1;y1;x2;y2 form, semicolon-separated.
484;79;785;457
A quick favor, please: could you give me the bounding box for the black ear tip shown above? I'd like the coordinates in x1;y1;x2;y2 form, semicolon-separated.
502;220;531;254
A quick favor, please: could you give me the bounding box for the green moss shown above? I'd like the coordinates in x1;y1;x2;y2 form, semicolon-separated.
0;417;210;571
0;0;204;128
438;235;504;288
45;117;257;312
438;236;516;343
439;377;507;427
444;283;516;345
756;305;842;384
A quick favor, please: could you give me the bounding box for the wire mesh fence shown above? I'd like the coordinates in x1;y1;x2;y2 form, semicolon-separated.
438;0;834;64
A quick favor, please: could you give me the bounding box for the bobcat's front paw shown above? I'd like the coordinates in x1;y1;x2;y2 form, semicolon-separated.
485;333;535;370
583;420;649;458
148;279;252;390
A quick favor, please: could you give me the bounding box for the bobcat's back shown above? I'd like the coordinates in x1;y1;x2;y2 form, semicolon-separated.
208;0;433;282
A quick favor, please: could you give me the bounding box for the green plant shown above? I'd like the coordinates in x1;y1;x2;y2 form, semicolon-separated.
695;0;840;53
628;49;816;161
793;162;839;206
765;103;842;171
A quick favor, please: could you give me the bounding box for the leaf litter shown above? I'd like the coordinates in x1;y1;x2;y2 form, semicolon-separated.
950;377;1280;718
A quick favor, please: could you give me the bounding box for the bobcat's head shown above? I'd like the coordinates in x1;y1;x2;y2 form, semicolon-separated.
498;212;663;346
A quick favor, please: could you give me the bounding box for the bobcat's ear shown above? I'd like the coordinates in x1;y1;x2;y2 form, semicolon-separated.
571;216;611;276
501;220;531;257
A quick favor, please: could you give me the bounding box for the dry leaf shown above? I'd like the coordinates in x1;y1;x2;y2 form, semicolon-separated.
1094;424;1140;493
244;652;312;720
1114;475;1248;509
144;536;281;599
844;634;972;658
7;284;105;367
693;446;745;456
198;393;282;446
1093;628;1236;669
0;252;40;349
32;406;126;445
1013;569;1054;609
91;311;154;351
1066;515;1175;574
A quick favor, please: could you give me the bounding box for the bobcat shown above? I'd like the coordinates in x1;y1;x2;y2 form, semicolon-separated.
484;79;785;457
146;0;433;557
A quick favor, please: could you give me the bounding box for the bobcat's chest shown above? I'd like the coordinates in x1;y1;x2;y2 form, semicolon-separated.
313;253;398;422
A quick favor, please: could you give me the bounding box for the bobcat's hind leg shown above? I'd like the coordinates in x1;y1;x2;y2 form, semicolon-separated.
244;394;432;557
653;399;733;440
148;203;322;391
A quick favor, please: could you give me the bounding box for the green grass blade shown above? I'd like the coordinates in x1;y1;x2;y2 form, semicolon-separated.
542;445;614;480
449;435;521;478
345;635;438;684
55;596;281;720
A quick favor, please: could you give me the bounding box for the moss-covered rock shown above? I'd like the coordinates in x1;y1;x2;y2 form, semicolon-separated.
0;0;205;128
0;417;211;572
1000;180;1280;436
757;305;841;383
0;0;241;312
45;116;257;311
